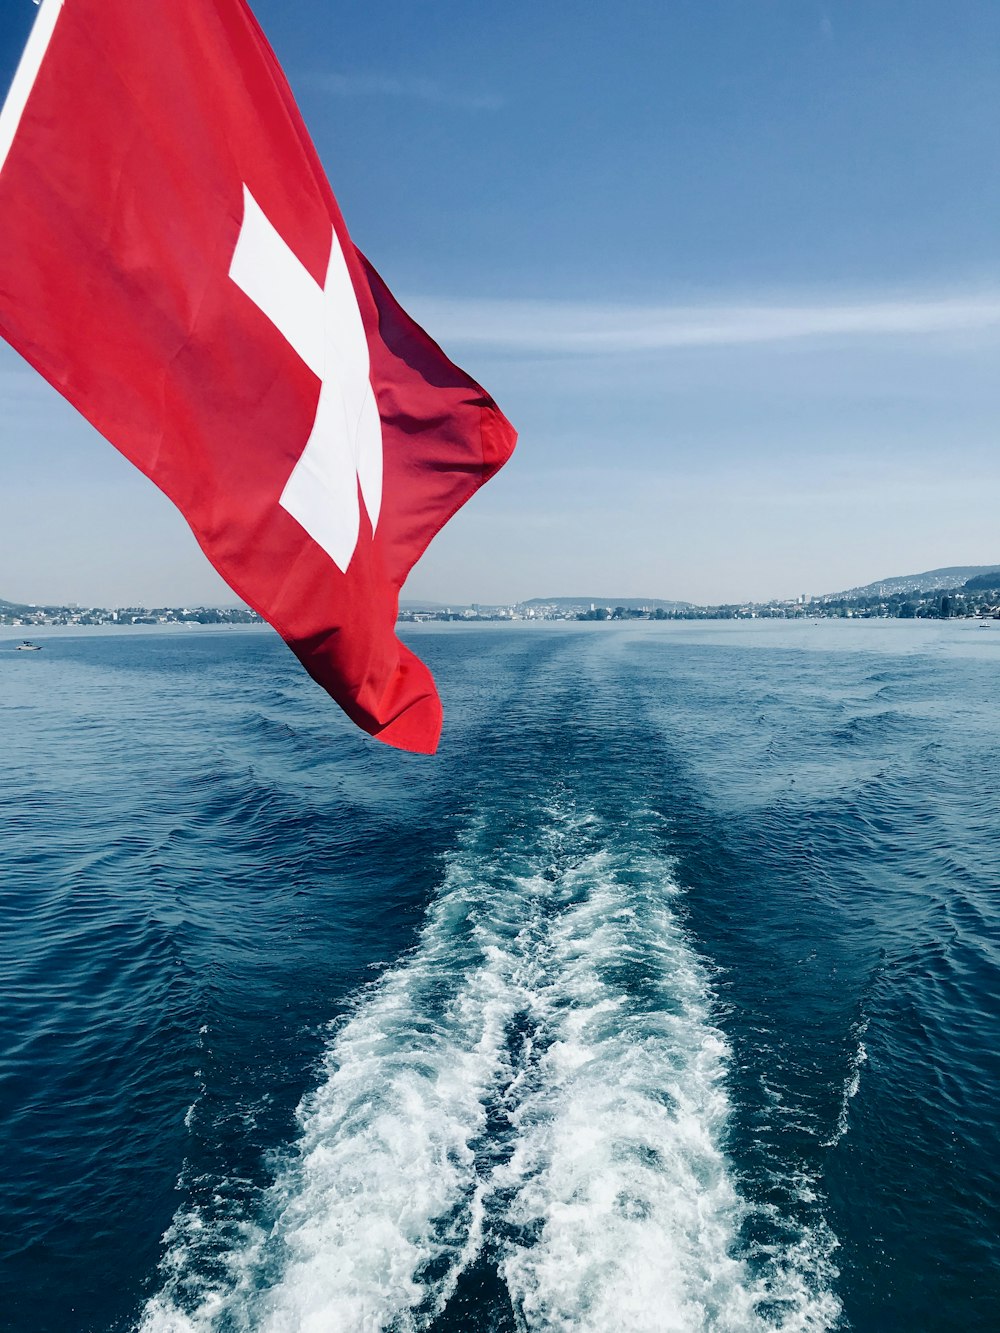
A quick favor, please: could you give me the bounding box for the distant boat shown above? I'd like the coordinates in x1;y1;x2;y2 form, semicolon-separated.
15;640;41;651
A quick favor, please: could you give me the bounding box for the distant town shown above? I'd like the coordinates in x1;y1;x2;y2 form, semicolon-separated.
0;602;263;628
4;565;1000;629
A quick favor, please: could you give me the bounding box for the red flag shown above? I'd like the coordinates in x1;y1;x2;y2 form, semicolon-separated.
0;0;515;754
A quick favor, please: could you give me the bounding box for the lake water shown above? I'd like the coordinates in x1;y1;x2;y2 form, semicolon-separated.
2;619;998;1331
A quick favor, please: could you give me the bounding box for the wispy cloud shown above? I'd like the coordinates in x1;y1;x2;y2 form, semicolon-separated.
407;292;1000;354
307;72;502;112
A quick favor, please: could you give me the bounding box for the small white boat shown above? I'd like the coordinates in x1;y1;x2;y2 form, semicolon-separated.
15;640;41;651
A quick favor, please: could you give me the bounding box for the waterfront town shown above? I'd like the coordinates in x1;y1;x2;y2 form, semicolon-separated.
3;568;1000;629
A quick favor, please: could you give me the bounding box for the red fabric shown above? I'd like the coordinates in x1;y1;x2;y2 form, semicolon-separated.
0;0;515;753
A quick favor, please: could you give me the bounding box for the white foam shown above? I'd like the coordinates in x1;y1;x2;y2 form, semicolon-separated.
250;939;517;1331
141;818;532;1332
141;803;844;1332
822;1018;869;1149
495;859;758;1332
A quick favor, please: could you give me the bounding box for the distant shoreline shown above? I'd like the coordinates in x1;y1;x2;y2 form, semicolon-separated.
6;567;998;632
5;617;998;644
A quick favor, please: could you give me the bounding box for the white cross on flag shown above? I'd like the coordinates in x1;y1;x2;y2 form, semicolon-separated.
0;0;515;753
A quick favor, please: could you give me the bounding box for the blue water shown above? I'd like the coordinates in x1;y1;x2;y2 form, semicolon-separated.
2;620;998;1332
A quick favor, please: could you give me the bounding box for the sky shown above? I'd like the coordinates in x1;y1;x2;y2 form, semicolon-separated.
1;0;998;607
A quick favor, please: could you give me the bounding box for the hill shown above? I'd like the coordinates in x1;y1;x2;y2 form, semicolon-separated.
962;571;1000;591
829;566;1000;600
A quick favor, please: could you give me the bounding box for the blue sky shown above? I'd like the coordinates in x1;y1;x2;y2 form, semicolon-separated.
1;0;998;605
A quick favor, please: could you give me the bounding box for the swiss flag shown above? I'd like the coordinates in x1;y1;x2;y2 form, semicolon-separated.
0;0;515;753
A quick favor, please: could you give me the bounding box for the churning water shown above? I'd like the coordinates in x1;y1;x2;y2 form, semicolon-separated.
2;621;999;1331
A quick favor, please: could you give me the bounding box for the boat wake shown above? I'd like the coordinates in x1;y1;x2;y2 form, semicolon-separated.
140;801;841;1332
